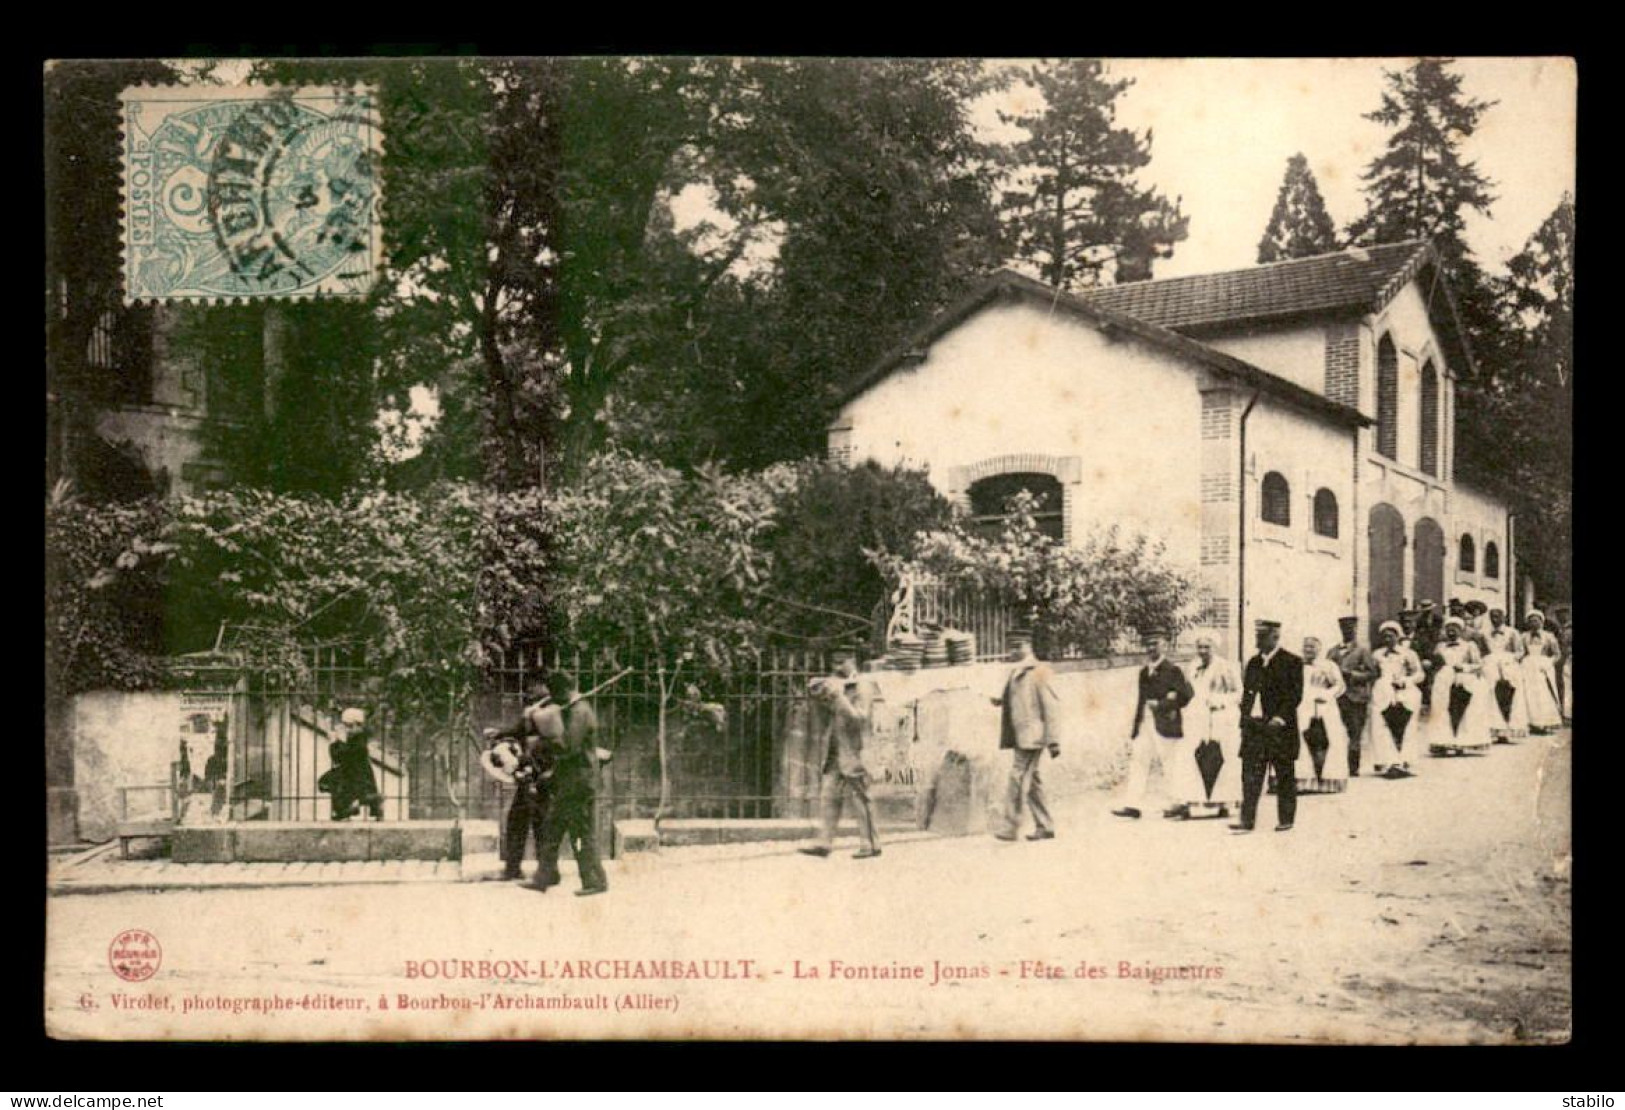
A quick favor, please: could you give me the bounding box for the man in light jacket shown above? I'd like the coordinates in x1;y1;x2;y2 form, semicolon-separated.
799;648;883;860
992;631;1062;842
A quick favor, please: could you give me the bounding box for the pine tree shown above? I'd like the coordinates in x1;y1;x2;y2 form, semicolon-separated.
1257;153;1339;263
998;59;1188;289
1347;56;1505;397
1346;58;1497;271
1500;194;1574;390
1461;196;1574;599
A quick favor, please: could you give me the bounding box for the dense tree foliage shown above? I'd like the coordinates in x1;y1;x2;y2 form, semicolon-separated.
1458;197;1575;599
759;461;956;642
1257;153;1339;263
45;60;179;501
996;59;1188;289
876;491;1194;658
1346;59;1497;272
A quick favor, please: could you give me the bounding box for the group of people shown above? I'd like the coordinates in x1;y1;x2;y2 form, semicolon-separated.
1084;600;1570;836
476;600;1568;873
482;671;609;896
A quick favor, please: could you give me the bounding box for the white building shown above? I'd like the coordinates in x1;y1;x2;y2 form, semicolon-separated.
828;241;1516;657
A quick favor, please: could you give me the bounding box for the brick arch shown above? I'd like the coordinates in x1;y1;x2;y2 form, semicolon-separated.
955;453;1083;490
947;453;1084;544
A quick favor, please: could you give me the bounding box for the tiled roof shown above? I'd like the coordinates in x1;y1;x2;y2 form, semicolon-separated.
1081;241;1432;331
839;269;1370;428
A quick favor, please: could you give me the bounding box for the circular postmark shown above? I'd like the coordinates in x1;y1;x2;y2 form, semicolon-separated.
131;88;379;300
109;928;162;982
204;95;376;293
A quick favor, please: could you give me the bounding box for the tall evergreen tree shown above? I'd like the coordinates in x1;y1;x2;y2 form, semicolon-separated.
1458;196;1574;599
1346;58;1497;271
1257;153;1339;263
998;59;1187;289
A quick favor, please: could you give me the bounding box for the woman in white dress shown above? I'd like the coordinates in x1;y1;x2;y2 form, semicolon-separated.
1482;609;1529;742
1521;611;1564;733
1424;617;1493;755
1184;633;1243;818
1295;636;1350;793
1370;620;1424;778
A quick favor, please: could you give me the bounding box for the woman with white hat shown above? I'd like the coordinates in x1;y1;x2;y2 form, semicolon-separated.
1521;611;1564;734
1184;632;1243;818
1369;621;1424;777
1423;616;1493;755
1295;636;1351;793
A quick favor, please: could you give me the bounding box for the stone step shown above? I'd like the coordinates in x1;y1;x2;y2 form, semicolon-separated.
171;820;461;863
612;817;919;853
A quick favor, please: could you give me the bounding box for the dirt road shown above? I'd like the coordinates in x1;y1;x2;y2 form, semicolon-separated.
46;728;1570;1043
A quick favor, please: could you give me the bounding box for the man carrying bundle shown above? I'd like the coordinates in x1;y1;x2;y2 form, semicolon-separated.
484;676;562;883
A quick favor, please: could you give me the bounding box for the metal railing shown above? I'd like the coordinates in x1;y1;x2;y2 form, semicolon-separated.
182;640;839;858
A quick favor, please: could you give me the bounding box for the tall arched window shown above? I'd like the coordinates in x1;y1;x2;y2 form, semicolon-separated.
1377;335;1399;460
968;472;1064;541
1312;489;1339;538
1420;359;1440;476
1261;472;1291;527
1484;541;1500;579
1459;534;1476;573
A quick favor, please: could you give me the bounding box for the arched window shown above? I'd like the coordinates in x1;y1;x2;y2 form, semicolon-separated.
1459;534;1476;573
1261;472;1291;527
1312;488;1339;538
968;472;1064;541
1484;541;1500;579
1420;360;1440;476
1377;335;1399;460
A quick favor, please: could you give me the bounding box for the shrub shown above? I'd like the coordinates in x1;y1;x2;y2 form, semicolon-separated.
880;490;1194;657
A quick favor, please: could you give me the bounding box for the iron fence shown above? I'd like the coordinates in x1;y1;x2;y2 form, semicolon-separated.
183;639;837;858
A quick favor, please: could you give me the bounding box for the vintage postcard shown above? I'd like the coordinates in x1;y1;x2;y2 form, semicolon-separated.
44;56;1574;1042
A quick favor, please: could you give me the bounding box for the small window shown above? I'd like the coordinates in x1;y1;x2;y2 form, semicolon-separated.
1312;488;1339;538
1459;534;1476;573
1484;540;1500;579
1261;472;1291;527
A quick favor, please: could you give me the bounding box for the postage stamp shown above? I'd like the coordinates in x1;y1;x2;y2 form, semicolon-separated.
119;85;381;303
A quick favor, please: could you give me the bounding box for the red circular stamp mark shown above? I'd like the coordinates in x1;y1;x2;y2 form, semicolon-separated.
109;929;162;982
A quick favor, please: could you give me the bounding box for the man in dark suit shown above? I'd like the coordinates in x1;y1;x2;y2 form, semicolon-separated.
1234;619;1304;833
1413;601;1442;711
1114;629;1195;820
484;677;562;882
536;671;609;895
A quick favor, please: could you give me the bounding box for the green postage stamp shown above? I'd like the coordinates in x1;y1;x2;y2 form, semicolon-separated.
120;85;381;303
